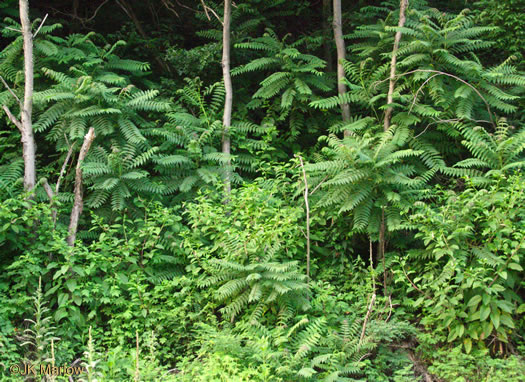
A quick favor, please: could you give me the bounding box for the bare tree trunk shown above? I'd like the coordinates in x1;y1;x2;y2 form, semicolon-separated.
67;128;95;247
322;0;333;72
333;0;351;137
383;0;409;132
1;0;37;195
222;0;233;195
20;0;36;191
19;0;36;193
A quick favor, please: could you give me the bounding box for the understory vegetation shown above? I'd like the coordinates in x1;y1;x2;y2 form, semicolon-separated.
0;0;523;381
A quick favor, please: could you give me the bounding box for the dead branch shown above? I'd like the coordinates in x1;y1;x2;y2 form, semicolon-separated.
406;69;495;126
200;0;223;25
0;75;23;108
49;0;110;26
83;0;110;23
66;128;95;246
296;154;311;279
408;351;433;382
5;26;21;33
373;68;496;127
56;142;76;194
160;0;180;17
33;13;48;38
309;175;329;196
401;263;429;297
2;105;23;133
42;178;54;200
369;239;376;292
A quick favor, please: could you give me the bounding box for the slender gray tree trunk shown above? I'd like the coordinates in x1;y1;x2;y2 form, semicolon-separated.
19;0;36;193
222;0;233;195
333;0;351;137
384;0;408;131
1;0;37;194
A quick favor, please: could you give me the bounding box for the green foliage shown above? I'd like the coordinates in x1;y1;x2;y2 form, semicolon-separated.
184;182;308;324
0;197;197;366
348;6;524;119
177;276;416;382
283;316;377;380
397;174;524;352
307;125;435;236
0;131;23;196
450;118;525;183
233;28;331;144
426;346;525;382
154;77;268;195
319;5;525;164
474;0;525;67
32;33;164;145
77;329;177;382
1;2;524;380
31;34;173;211
201;253;309;324
360;345;417;382
0;24;175;212
0;17;62;88
175;324;279;382
83;144;165;211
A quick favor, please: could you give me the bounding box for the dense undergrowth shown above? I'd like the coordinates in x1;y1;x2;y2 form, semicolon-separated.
0;0;524;380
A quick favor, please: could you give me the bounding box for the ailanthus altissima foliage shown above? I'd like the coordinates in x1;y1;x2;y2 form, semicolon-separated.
307;124;435;235
233;28;332;144
449;118;525;182
153;77;268;194
0;0;524;380
313;6;525;158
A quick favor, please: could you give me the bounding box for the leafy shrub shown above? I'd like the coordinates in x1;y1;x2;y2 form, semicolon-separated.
397;174;525;352
0;197;203;365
